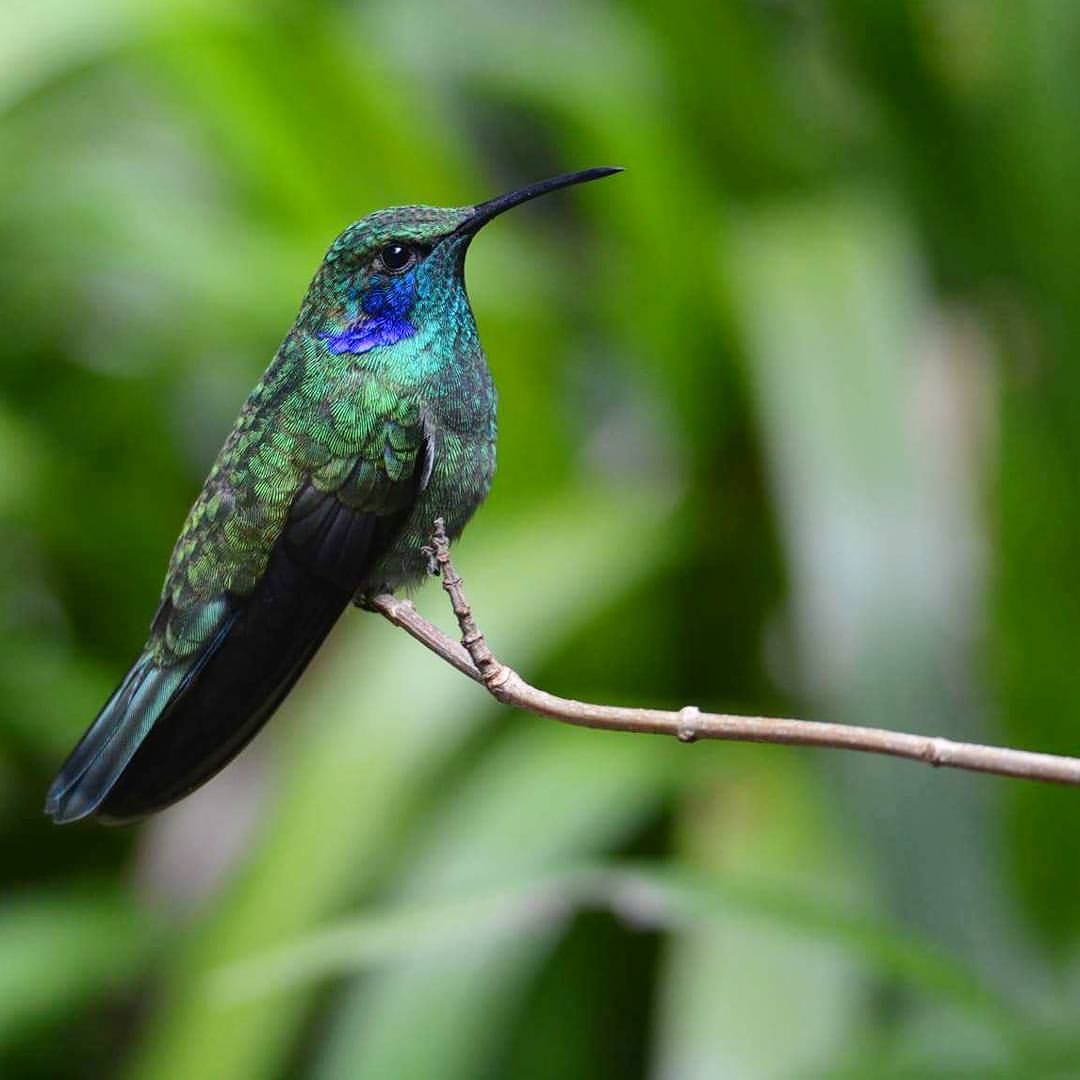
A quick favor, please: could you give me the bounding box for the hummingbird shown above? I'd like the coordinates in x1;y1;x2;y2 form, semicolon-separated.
46;167;620;824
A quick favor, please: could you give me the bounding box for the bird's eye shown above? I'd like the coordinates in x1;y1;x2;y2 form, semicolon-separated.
377;243;415;274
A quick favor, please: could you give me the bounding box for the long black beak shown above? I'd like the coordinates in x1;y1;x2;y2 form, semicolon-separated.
454;167;622;239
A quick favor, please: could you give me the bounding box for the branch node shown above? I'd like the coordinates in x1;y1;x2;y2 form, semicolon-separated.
677;706;701;743
486;664;512;692
923;736;952;767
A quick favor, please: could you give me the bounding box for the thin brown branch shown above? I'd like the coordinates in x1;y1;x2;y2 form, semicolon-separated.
367;520;1080;787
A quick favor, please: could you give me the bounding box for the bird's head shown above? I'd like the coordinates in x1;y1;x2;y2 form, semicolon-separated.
301;168;621;360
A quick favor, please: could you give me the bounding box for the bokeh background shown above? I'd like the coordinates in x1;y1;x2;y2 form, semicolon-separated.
3;1;1080;1076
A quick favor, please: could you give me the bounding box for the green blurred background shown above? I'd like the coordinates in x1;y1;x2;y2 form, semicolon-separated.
3;1;1080;1076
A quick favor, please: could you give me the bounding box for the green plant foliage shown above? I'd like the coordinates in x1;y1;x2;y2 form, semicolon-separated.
1;1;1078;1077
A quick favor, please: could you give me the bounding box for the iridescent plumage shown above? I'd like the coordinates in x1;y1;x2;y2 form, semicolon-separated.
46;169;618;823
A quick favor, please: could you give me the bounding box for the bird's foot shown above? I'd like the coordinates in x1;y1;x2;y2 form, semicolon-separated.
420;544;439;577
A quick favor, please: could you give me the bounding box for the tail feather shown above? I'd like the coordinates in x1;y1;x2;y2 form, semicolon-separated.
45;656;190;823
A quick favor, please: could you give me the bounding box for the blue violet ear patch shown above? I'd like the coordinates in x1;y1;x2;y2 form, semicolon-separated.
321;274;417;355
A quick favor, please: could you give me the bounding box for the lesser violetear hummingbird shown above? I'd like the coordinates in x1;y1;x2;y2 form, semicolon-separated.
46;167;620;823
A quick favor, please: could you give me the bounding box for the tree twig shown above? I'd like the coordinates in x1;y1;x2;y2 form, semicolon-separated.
367;520;1080;787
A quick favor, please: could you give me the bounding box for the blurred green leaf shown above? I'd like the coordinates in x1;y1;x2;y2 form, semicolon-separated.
727;191;1032;991
215;859;1015;1026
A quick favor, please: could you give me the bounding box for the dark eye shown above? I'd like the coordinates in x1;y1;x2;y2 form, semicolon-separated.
377;243;415;274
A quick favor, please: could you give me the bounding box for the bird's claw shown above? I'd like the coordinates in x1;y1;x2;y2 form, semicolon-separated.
421;544;439;577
